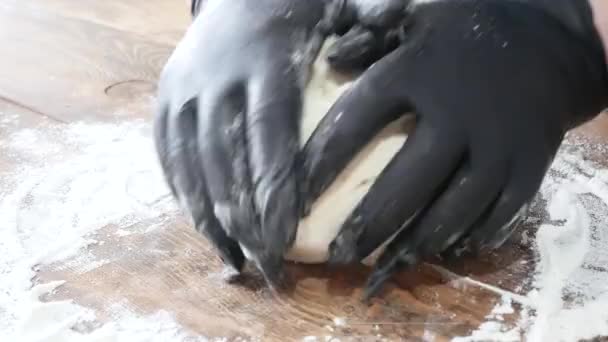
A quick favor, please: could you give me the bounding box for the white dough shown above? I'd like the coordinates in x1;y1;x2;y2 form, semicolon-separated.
284;37;414;264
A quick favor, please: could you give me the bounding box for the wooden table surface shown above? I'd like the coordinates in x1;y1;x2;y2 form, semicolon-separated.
2;1;608;340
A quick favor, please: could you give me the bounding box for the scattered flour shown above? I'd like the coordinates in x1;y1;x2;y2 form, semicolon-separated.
453;321;521;342
422;329;437;341
54;250;112;275
14;282;201;342
0;119;208;341
332;317;347;327
0;112;19;127
452;295;520;342
453;137;608;341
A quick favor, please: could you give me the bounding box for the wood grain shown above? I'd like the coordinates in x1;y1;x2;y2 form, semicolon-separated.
36;213;518;341
2;0;607;340
18;0;190;45
0;0;173;123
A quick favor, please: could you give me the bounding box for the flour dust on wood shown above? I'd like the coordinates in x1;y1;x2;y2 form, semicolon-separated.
0;117;205;341
453;136;608;341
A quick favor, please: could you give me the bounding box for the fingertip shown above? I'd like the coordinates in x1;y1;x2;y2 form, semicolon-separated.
362;262;396;301
256;253;287;290
327;223;363;265
326;25;380;72
362;270;391;301
363;248;417;300
220;265;244;284
474;202;530;252
197;217;247;272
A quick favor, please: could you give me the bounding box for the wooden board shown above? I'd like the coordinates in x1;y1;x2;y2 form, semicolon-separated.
2;1;608;340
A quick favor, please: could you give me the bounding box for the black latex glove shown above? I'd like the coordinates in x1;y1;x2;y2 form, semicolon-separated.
301;0;608;298
154;0;348;283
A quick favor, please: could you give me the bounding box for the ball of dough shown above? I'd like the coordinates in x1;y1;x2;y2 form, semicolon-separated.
284;37;413;264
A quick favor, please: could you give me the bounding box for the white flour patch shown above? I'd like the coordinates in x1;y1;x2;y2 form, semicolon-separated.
15;282;204;342
0;112;19;129
452;321;520;342
453;295;521;342
114;228;134;237
453;137;608;341
492;296;514;316
0;119;202;340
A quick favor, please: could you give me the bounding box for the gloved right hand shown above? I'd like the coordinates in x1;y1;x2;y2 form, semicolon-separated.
300;0;608;298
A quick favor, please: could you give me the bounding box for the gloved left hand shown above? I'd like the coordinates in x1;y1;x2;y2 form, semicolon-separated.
154;0;343;284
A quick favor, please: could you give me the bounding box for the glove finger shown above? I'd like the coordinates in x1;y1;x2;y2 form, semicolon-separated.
408;158;507;256
155;98;246;272
301;46;413;211
327;122;466;265
361;157;507;298
154;101;179;199
327;20;404;72
327;25;384;71
196;87;261;257
467;153;551;252
243;69;302;283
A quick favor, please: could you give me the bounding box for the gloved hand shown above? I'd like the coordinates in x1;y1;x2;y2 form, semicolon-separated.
301;0;608;298
153;0;409;285
154;0;347;284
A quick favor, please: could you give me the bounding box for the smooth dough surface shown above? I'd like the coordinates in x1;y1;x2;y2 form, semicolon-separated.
284;37;413;264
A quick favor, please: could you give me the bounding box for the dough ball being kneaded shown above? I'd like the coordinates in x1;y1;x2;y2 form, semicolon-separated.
284;37;412;264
